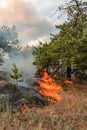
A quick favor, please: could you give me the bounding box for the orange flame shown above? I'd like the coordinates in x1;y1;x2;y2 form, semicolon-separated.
65;80;73;84
20;104;28;113
35;69;62;102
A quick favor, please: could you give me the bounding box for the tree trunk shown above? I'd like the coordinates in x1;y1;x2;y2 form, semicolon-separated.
67;66;71;80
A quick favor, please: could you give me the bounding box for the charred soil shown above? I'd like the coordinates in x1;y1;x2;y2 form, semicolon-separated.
0;78;87;130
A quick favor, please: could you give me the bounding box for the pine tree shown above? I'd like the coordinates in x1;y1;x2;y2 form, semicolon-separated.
33;0;87;81
9;63;23;88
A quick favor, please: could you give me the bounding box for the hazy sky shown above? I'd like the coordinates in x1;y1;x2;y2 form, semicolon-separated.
0;0;67;44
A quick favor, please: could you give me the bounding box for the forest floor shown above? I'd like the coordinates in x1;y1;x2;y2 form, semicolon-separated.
0;78;87;130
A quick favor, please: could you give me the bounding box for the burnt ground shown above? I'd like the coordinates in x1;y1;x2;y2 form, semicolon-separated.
0;78;49;112
0;78;87;130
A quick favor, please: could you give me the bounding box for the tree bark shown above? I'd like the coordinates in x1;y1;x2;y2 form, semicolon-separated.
67;66;71;80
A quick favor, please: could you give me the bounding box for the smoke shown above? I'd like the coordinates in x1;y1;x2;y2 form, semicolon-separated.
0;48;36;87
0;0;58;42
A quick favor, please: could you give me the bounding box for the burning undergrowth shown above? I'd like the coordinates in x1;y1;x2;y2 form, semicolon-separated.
0;67;74;113
35;69;63;103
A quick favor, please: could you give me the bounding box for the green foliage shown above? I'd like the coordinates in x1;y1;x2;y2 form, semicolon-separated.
0;25;19;63
0;25;19;51
9;63;23;87
33;0;87;81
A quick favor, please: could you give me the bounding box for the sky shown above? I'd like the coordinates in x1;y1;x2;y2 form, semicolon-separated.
0;0;67;45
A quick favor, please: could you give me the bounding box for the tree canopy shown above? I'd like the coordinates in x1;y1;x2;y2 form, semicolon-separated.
0;25;19;52
33;0;87;81
0;25;19;62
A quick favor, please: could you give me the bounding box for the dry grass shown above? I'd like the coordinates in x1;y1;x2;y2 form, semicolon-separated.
0;82;87;130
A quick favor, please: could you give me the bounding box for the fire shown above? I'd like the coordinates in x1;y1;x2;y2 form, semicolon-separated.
65;80;73;84
35;69;62;102
20;104;29;113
